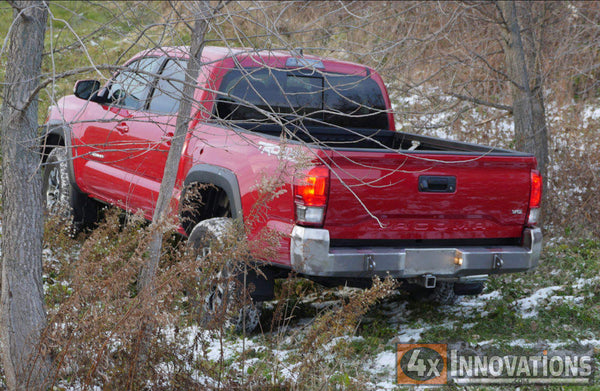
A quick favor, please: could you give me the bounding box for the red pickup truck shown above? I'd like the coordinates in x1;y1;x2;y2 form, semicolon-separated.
43;46;542;327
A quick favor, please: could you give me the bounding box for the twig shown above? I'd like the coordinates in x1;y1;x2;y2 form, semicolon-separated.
447;92;513;113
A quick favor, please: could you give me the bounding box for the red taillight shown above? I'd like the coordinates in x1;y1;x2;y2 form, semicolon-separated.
527;170;542;226
294;166;329;226
530;170;542;208
295;166;329;207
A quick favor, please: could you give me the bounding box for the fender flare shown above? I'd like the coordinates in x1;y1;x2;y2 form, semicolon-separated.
181;164;244;221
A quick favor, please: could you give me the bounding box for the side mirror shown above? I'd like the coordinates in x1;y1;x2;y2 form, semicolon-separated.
74;79;101;100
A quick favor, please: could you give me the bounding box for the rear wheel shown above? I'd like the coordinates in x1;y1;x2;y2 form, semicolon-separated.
428;282;458;305
188;217;261;334
453;281;485;296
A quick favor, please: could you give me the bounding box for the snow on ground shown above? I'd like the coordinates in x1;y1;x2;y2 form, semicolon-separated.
374;351;396;371
370;351;397;388
573;276;600;289
322;335;364;351
357;271;599;386
517;286;563;318
582;102;600;128
155;272;599;388
393;326;426;343
8;218;600;389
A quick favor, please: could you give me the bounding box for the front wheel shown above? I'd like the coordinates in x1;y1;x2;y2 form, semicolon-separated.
42;147;73;218
42;146;99;231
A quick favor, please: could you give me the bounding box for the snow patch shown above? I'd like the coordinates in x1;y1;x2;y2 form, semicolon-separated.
547;295;584;306
322;335;363;351
374;381;398;390
374;351;397;373
582;103;600;128
516;286;563;318
478;290;502;301
573;276;600;289
394;326;425;343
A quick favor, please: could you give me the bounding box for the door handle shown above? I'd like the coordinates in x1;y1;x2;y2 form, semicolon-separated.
115;122;129;133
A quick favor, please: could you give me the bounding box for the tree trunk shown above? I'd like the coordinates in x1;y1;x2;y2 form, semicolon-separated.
498;0;549;181
518;2;549;183
0;1;51;389
132;3;211;379
139;0;211;293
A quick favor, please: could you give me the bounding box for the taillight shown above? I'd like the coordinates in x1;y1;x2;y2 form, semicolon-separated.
527;170;542;226
294;166;329;226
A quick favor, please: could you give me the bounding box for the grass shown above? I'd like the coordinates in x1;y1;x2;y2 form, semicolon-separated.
164;238;599;389
410;241;600;345
244;239;598;388
1;1;187;123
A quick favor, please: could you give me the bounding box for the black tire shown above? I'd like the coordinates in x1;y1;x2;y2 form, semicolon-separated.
42;147;73;217
453;281;485;296
428;282;458;305
406;281;458;305
188;217;261;334
42;146;99;231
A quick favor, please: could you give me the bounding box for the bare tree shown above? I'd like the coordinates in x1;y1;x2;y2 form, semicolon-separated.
134;0;212;371
0;1;51;389
497;0;549;180
138;0;211;293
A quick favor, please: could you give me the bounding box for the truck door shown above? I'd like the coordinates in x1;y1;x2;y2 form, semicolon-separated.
122;58;189;215
77;57;163;211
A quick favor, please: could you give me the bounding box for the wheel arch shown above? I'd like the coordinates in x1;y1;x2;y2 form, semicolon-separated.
180;164;244;235
41;123;69;159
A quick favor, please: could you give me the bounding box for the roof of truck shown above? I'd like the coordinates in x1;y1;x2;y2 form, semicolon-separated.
129;45;371;75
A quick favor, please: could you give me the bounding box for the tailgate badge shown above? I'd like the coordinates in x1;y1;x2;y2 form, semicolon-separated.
512;209;523;215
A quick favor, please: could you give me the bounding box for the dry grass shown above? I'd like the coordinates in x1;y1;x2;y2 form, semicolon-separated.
39;198;400;390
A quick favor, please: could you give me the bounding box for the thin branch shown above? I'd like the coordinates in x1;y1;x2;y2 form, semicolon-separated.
467;47;523;89
447;92;513;112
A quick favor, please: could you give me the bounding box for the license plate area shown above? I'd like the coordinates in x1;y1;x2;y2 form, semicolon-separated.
405;249;456;275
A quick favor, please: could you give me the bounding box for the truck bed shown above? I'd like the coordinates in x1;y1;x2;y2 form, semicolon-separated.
226;121;536;243
228;121;523;155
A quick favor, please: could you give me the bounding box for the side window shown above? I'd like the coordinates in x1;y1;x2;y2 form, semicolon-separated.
108;57;161;111
148;59;188;114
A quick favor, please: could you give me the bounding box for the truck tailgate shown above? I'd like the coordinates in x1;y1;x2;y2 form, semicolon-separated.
323;151;537;242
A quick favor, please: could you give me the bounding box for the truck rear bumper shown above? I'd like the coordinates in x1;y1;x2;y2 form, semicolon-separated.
290;226;542;279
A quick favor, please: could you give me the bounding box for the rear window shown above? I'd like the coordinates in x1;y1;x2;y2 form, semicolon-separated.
214;67;389;129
